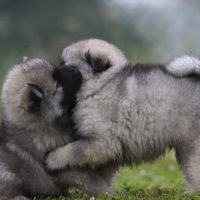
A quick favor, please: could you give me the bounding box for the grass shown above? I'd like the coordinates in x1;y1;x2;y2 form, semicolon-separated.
34;151;200;200
116;151;183;190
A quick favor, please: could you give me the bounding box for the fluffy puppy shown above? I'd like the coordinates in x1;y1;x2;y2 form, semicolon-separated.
46;38;200;193
0;57;110;200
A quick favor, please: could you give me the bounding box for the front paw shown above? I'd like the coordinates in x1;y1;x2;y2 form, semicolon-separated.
13;196;31;200
45;147;68;171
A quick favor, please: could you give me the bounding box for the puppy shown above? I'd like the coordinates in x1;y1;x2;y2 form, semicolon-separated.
0;57;110;200
46;38;200;193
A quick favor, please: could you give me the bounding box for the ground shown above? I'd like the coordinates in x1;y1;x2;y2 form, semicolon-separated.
34;151;200;200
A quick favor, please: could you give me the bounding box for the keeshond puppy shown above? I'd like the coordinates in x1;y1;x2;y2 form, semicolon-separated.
0;57;110;200
46;38;200;193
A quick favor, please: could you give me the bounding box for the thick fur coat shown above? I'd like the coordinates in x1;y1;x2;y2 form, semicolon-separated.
46;39;200;193
0;58;110;200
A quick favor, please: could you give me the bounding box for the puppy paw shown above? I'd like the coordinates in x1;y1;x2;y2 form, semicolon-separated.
45;147;68;171
0;195;30;200
13;196;31;200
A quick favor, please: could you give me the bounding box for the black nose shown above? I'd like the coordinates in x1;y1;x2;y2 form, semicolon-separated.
57;61;81;80
60;67;82;91
65;66;81;76
53;65;82;96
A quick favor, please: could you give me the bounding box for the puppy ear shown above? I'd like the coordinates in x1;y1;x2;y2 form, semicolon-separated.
18;56;29;64
85;51;111;73
27;83;43;112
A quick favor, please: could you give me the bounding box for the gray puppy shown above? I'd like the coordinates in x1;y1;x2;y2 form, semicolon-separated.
0;57;110;200
46;39;200;193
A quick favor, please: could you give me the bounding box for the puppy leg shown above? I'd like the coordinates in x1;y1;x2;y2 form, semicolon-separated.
46;138;121;170
175;137;200;193
12;197;30;200
0;197;30;200
55;168;112;196
0;168;29;200
96;163;119;187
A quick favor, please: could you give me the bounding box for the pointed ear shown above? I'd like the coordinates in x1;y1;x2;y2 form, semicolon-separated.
85;51;111;73
27;83;43;112
18;56;29;64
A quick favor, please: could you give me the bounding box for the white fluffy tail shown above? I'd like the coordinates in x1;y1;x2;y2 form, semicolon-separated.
166;55;200;77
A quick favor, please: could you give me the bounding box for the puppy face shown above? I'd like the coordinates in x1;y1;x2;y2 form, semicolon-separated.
52;66;82;124
60;39;128;81
1;58;82;129
58;39;128;100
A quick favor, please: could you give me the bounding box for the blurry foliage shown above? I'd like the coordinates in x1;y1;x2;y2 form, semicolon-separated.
0;0;147;64
0;0;114;63
0;0;164;70
0;0;200;73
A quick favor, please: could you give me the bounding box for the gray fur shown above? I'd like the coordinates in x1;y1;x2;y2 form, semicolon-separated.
0;58;110;199
46;39;200;193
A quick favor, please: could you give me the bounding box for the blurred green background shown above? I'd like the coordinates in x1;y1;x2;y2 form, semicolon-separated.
1;0;200;77
0;0;200;193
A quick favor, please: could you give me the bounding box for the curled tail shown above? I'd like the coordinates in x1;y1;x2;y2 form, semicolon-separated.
166;55;200;77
